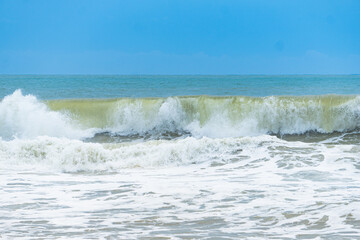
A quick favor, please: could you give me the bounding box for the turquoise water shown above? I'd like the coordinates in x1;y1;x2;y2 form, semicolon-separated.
1;75;360;239
1;74;359;99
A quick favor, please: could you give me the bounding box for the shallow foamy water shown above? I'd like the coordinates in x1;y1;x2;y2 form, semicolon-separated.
1;80;360;239
1;136;360;239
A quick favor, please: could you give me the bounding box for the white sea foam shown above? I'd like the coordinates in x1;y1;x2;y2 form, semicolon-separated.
1;133;360;239
0;135;273;172
1;90;360;239
2;85;360;239
0;133;359;174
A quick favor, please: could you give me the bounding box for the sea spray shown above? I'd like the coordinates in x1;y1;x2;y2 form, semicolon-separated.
0;90;96;140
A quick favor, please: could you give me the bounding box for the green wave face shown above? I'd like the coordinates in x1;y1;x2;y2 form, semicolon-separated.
46;95;360;136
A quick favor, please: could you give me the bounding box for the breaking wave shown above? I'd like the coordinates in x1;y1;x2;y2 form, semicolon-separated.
1;90;360;172
1;90;359;140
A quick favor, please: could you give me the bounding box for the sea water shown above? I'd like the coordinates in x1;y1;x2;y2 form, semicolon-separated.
0;75;360;239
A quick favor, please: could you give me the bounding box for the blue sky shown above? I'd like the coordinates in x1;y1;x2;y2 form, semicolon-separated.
0;0;359;74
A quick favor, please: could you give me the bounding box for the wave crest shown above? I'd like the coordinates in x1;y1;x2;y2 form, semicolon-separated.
48;93;360;138
1;90;360;139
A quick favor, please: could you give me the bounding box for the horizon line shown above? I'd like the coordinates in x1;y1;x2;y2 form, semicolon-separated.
1;73;359;76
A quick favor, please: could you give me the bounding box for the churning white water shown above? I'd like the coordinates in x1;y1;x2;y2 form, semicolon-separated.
1;90;360;239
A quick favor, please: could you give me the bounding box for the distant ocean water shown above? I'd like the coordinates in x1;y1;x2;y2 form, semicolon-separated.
1;75;360;98
1;75;360;239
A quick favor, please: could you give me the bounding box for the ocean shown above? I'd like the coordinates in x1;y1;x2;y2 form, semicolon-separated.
1;75;360;239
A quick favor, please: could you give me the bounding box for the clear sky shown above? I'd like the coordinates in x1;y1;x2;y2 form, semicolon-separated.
0;0;359;74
